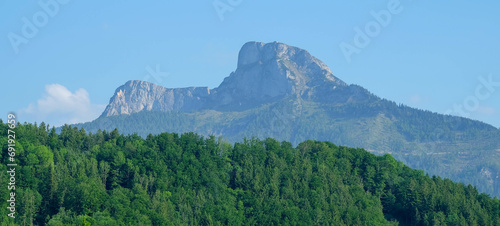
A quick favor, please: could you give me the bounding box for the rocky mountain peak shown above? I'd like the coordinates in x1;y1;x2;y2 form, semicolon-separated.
101;41;363;117
215;41;347;107
236;41;344;86
237;41;291;67
237;41;337;79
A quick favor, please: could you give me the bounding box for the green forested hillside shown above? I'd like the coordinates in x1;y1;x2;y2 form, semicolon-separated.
2;122;500;225
74;97;500;198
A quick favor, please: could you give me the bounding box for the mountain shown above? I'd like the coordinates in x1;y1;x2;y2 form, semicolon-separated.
101;41;357;116
75;41;500;197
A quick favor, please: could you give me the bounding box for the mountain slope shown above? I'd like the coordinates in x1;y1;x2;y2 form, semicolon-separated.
4;122;500;225
75;41;500;197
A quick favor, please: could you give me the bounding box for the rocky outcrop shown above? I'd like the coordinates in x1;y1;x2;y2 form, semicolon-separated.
211;41;347;108
101;41;369;117
101;81;210;117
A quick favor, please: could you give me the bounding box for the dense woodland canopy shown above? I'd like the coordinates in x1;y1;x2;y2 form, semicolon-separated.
1;121;500;225
74;97;500;199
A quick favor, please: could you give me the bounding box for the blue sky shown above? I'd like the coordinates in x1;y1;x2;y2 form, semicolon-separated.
1;0;499;128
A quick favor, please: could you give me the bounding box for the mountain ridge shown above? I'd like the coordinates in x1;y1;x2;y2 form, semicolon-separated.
101;41;358;117
100;80;211;117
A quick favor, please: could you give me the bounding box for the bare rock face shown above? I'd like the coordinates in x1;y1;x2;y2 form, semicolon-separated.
101;41;367;117
101;81;210;117
213;41;347;108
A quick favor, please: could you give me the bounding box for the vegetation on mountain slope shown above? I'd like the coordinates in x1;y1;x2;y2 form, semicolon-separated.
74;96;500;198
2;121;500;225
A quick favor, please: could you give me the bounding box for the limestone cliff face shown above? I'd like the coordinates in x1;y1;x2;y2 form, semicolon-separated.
101;80;210;117
211;41;348;108
101;41;371;117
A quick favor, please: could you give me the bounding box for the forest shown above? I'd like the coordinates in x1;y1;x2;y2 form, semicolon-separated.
1;121;500;225
73;97;500;199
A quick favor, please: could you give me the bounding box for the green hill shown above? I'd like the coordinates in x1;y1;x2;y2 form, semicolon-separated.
75;94;500;198
3;122;500;225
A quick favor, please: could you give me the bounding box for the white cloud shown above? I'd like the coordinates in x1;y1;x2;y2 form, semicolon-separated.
19;84;106;127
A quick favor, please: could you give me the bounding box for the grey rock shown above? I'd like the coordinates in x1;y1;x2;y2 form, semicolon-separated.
101;80;210;117
101;41;365;117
